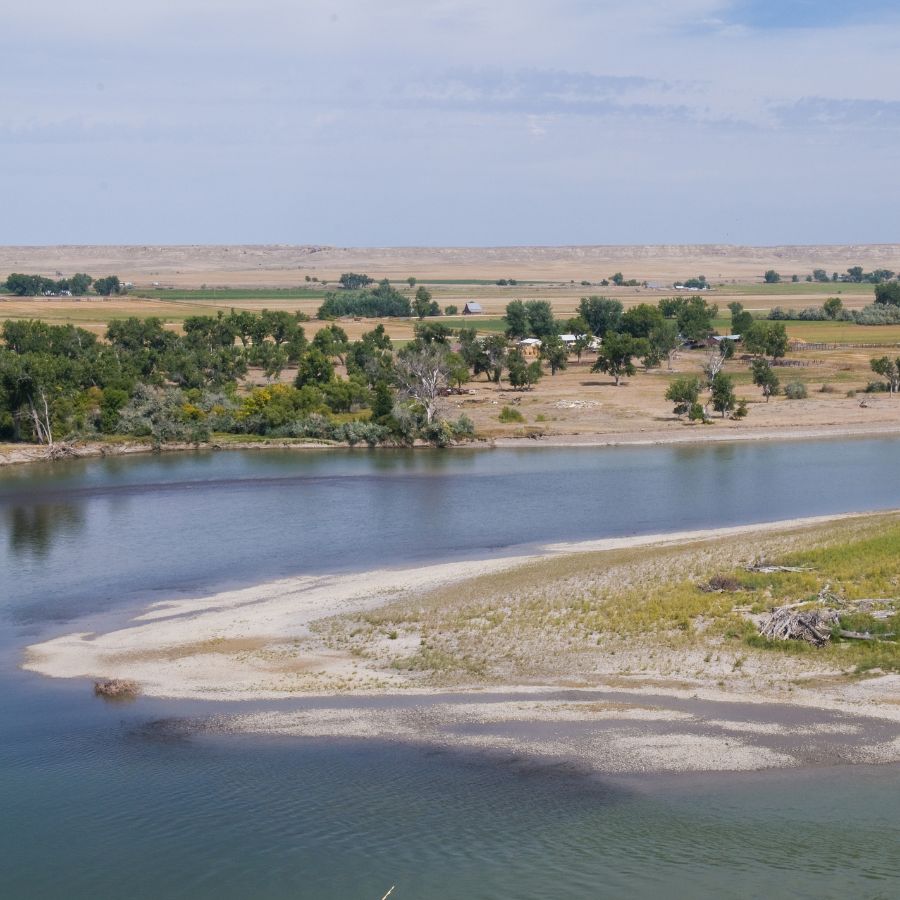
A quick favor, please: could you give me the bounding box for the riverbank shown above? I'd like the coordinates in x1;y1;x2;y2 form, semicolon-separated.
23;511;900;774
6;419;900;468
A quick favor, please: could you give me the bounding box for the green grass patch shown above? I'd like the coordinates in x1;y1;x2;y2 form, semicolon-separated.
721;282;876;296
499;406;525;423
441;316;508;333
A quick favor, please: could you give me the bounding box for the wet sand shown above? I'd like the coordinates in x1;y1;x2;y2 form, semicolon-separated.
22;511;900;773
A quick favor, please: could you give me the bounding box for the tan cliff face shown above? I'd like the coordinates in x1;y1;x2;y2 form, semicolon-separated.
1;244;899;287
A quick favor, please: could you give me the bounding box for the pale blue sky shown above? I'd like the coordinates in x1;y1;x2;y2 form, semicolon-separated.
2;1;899;246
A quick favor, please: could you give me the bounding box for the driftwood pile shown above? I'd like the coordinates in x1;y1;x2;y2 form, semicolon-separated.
758;587;897;646
758;606;839;646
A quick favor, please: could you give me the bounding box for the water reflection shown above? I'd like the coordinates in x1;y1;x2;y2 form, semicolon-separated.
6;503;84;557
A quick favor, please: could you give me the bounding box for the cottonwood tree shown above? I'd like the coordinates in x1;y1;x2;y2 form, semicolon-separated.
750;358;780;401
728;301;754;335
646;320;680;370
541;335;568;375
620;303;664;339
395;344;452;424
710;373;737;417
591;332;646;385
577;296;623;337
413;286;438;319
665;375;702;417
743;321;789;359
871;356;900;395
339;273;374;290
94;275;122;296
482;334;508;383
507;350;543;390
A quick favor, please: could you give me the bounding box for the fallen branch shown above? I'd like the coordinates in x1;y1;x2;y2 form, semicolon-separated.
838;630;896;641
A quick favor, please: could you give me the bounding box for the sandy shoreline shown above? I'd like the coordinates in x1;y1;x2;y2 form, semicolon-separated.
22;511;900;774
5;421;900;469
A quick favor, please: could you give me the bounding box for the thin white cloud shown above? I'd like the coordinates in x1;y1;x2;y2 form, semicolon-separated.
1;1;899;243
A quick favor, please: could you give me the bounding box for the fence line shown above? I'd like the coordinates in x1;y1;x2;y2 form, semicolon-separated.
791;342;900;351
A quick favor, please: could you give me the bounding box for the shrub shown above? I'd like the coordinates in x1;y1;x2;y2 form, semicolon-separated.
784;381;808;400
450;414;475;438
688;402;707;422
118;385;210;444
499;406;525;423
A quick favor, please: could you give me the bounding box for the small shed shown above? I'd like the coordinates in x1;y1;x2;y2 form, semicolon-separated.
463;302;483;315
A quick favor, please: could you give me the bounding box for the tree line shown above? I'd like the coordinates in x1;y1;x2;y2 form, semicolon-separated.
2;273;125;296
764;267;898;285
0;312;478;448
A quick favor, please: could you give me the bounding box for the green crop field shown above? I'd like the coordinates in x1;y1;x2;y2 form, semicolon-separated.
441;316;508;333
719;282;876;297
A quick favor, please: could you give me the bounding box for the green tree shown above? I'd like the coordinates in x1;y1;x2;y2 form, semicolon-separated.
743;320;789;359
591;332;646;386
505;300;529;338
875;283;900;306
710;372;737;417
665;375;702;417
407;277;417;288
676;296;718;342
446;351;471;391
482;334;508;383
540;334;568;375
413;286;436;319
294;347;334;387
69;273;93;295
523;300;557;338
94;275;122;296
312;324;349;364
371;380;394;420
763;270;781;284
823;296;844;320
728;301;754;335
339;273;374;290
413;321;454;346
750;358;780;402
647;320;680;370
507;350;542;390
620;303;664;339
577;296;623;337
870;356;900;395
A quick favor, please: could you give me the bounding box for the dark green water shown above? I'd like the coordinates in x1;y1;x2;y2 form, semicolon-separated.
1;443;899;899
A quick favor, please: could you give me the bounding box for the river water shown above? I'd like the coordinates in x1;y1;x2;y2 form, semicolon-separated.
1;442;899;899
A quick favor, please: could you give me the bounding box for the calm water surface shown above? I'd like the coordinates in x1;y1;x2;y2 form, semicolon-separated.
1;443;899;899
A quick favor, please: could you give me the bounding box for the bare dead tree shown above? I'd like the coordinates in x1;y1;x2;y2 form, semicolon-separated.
394;345;452;425
703;345;727;385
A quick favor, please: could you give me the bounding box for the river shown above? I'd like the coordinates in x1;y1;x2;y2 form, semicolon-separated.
1;442;898;898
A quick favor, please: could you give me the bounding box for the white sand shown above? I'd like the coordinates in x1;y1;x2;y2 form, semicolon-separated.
24;512;873;700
